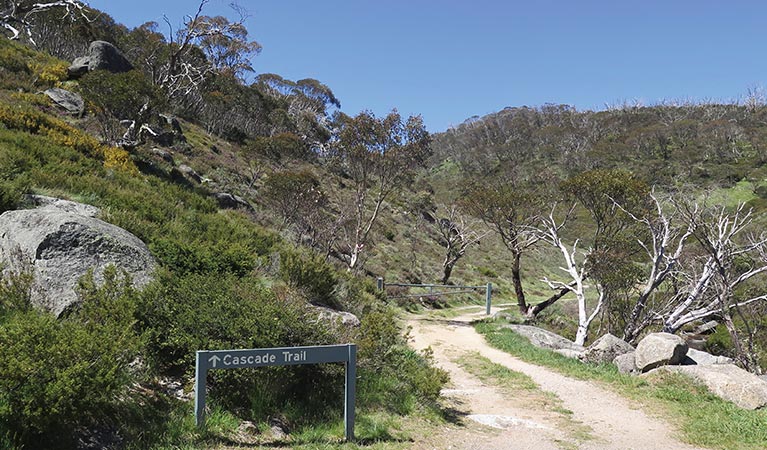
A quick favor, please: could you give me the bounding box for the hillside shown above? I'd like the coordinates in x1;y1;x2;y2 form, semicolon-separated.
0;6;446;448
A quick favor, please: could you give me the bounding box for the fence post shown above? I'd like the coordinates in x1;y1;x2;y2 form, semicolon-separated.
485;282;492;315
376;277;384;291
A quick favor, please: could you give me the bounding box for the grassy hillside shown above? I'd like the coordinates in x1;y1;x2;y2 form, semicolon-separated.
0;37;447;449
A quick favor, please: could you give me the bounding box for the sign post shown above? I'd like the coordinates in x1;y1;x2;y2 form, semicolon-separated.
195;343;357;441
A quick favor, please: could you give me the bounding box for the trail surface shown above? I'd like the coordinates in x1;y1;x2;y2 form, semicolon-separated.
407;307;703;450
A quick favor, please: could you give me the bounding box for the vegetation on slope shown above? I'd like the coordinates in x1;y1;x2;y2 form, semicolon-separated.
0;24;446;450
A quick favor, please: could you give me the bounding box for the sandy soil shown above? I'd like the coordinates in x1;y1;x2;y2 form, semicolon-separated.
407;307;704;450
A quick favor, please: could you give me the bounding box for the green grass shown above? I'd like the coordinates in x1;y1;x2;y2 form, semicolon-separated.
123;400;420;450
475;320;767;450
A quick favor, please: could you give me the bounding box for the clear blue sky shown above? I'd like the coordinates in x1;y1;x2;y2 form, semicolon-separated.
88;0;767;132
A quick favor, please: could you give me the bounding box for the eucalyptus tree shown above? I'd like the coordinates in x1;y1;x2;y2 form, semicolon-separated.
0;0;90;42
460;178;552;317
432;204;487;284
329;110;430;271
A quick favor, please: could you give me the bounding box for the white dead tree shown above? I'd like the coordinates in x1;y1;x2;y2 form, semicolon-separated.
0;0;91;43
160;0;257;103
663;203;767;331
619;192;695;342
537;205;602;346
661;203;767;372
434;204;488;284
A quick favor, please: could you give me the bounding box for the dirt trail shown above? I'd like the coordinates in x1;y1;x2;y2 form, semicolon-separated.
407;307;703;450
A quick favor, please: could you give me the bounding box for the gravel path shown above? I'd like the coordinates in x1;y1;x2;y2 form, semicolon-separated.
407;308;704;450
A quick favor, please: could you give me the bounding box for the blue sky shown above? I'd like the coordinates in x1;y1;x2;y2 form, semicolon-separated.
88;0;767;132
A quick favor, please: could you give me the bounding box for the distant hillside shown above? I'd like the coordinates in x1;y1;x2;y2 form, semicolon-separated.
431;102;767;195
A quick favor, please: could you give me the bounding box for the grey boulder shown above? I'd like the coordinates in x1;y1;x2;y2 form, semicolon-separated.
613;352;638;374
502;324;585;352
212;192;251;210
646;364;767;410
68;41;134;78
582;333;635;364
0;204;155;316
682;348;735;366
313;306;360;328
635;332;689;372
44;88;84;115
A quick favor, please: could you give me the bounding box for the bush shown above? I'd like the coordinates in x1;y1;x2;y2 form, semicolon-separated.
247;132;311;161
79;69;162;143
150;212;276;276
138;272;342;420
0;100;137;174
0;178;26;213
279;247;338;307
355;308;448;413
0;268;141;449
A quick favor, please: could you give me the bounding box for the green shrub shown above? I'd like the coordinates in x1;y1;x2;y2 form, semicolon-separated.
355;309;448;413
0;268;141;449
150;212;276;276
79;69;163;143
279;247;338;307
0;178;25;213
0;269;33;316
247;132;311;161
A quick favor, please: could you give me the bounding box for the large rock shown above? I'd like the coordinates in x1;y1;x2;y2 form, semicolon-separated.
646;365;767;410
68;41;133;78
0;203;155;316
635;332;689;373
25;195;99;217
212;192;251;210
682;348;735;366
502;325;585;352
43;88;84;115
582;333;634;364
313;306;360;328
613;352;637;374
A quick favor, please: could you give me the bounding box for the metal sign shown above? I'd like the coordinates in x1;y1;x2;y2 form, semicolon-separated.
195;343;357;441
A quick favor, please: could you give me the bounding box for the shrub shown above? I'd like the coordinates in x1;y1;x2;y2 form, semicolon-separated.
28;60;69;86
0;178;26;214
247;132;311;161
0;100;137;174
150;212;276;276
137;272;341;420
355;308;448;413
79;69;162;143
278;247;338;307
0;268;141;449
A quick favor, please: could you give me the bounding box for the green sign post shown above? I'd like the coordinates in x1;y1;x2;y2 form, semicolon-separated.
195;343;357;441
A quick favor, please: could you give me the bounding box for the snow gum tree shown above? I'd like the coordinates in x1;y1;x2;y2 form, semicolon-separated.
329;110;430;271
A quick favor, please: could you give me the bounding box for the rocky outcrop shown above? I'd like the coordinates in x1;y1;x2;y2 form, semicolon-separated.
43;88;84;115
503;324;585;352
0;201;155;316
682;348;735;366
646;364;767;410
313;306;360;327
68;41;134;78
613;352;637;374
635;332;689;372
582;333;634;365
213;192;251;210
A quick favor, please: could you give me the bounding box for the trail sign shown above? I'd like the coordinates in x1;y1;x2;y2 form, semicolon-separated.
195;344;357;441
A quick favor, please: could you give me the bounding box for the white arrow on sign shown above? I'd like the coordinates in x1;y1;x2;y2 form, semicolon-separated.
209;355;221;368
